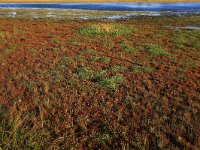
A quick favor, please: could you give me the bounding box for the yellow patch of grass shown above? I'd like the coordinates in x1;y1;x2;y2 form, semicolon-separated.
80;23;133;37
96;24;115;33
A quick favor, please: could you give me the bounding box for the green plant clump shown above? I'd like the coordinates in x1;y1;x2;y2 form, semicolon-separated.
80;24;133;37
120;41;137;54
98;74;125;90
172;30;200;51
77;67;106;80
77;67;124;90
0;48;15;57
91;56;110;64
109;65;127;72
130;66;152;73
146;44;170;57
77;67;96;80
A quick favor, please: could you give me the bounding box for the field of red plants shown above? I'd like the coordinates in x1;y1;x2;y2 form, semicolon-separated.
0;16;200;149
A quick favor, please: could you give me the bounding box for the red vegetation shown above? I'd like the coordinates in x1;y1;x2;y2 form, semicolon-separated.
0;17;200;149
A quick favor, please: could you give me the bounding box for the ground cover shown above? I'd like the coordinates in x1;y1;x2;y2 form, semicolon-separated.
0;16;200;149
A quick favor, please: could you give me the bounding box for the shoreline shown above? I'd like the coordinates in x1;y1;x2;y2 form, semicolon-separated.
0;8;200;21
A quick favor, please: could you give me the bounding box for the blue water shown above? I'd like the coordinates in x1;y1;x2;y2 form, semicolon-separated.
0;3;200;12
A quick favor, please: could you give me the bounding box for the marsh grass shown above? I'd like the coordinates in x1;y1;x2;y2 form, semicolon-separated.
22;80;38;91
184;61;198;69
0;31;10;40
80;24;133;37
77;67;96;80
98;74;125;90
13;27;23;35
56;56;75;71
75;55;85;62
0;105;50;149
81;49;97;54
96;133;112;145
0;48;16;57
145;44;170;57
0;44;17;59
0;106;28;149
28;48;41;56
122;47;137;54
50;35;61;45
102;38;115;51
76;67;107;80
90;56;110;64
108;65;127;72
70;39;79;46
172;30;200;51
0;32;6;43
60;56;74;65
120;41;137;54
155;30;166;39
0;32;5;39
46;47;60;52
29;48;38;54
76;67;124;90
44;70;65;83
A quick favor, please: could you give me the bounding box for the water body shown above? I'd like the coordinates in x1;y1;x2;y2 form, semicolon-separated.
0;3;200;20
165;26;200;30
0;3;200;12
